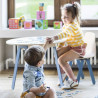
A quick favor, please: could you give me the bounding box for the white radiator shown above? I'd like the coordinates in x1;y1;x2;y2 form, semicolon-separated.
20;47;55;65
6;45;97;69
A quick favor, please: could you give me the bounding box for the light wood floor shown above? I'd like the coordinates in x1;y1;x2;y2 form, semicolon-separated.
0;68;98;98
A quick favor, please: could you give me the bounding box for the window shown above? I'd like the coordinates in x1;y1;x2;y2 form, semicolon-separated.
8;0;98;26
80;0;98;26
81;0;98;19
15;0;54;20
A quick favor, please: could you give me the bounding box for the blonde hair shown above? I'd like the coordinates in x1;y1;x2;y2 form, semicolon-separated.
61;2;81;24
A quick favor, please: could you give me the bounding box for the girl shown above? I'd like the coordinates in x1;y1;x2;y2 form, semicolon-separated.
47;2;87;89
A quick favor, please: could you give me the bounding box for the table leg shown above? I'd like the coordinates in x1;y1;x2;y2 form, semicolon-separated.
53;47;64;87
12;46;28;90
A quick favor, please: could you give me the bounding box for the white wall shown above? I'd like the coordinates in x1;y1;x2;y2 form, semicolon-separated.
0;0;2;28
0;0;7;28
0;0;7;71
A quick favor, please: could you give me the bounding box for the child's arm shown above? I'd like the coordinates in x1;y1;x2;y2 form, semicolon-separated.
54;27;71;40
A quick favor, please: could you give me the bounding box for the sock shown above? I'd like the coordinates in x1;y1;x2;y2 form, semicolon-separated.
62;73;66;79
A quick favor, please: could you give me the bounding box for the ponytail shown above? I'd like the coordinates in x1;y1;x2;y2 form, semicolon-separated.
73;2;81;25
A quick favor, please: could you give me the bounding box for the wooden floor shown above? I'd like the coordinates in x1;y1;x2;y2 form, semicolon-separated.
0;68;98;98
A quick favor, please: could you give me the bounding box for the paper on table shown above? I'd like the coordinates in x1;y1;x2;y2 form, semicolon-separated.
6;37;67;45
53;38;67;44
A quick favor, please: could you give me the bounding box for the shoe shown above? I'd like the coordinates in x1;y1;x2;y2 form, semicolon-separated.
62;80;79;90
57;73;67;86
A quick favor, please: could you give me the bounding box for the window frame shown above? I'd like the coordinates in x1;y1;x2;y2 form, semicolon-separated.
8;0;60;26
8;0;98;27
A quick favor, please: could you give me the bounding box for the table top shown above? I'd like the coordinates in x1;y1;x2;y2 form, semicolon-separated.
6;36;67;46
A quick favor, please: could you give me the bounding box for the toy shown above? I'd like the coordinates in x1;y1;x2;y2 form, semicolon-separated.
9;18;22;29
35;3;48;29
37;11;45;20
37;3;45;20
54;21;62;29
43;20;48;29
24;21;32;29
20;16;25;27
39;6;44;11
20;16;25;23
39;3;44;11
9;16;25;29
39;3;44;7
35;20;48;30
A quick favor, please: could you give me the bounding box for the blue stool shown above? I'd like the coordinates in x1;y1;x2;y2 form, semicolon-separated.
77;59;95;84
53;47;96;87
70;61;84;80
76;32;96;85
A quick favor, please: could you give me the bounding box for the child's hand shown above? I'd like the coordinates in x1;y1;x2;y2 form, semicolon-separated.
46;37;54;44
39;84;47;93
53;35;58;40
44;37;55;50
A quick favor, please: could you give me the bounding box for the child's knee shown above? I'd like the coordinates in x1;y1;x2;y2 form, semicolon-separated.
58;56;63;64
58;56;66;64
48;88;55;95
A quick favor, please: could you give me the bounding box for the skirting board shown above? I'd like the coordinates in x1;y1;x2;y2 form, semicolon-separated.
7;64;98;69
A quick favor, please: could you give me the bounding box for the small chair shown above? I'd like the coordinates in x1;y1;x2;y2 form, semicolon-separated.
53;32;96;87
76;32;96;84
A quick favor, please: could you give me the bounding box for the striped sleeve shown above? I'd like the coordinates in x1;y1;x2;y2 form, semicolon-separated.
57;29;71;40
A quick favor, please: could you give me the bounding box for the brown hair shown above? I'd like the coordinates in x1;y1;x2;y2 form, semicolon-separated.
61;2;81;24
24;45;45;66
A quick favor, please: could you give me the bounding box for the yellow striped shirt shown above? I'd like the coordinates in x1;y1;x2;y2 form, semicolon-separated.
57;22;84;48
